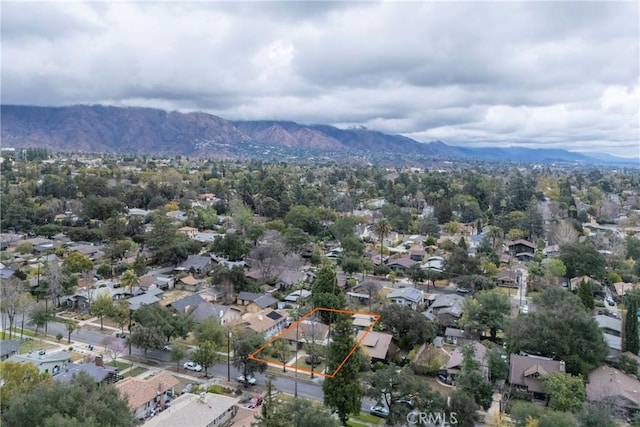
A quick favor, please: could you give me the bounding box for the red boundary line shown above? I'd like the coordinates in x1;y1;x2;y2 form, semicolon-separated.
248;307;381;378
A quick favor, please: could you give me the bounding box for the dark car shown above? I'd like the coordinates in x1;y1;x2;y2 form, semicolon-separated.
607;297;615;306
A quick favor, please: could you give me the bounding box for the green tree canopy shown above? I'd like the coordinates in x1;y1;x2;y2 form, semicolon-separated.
542;372;586;413
378;304;437;351
559;242;606;279
461;289;511;340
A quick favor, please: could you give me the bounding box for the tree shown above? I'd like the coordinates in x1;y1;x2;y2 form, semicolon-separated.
576;403;617;427
407;264;426;288
0;361;53;411
170;343;188;371
105;338;126;366
507;288;607;376
194;318;225;346
0;277;26;339
542;372;586;412
110;302;129;333
447;390;478;427
134;303;192;343
192;341;221;377
360;280;381;312
62;252;93;274
129;325;164;354
366;365;443;426
323;315;364;425
378;304;436;351
455;345;493;409
29;305;53;336
461;289;511;340
254;397;340;427
271;339;291;372
232;329;267;385
559;242;606;280
372;220;391;265
90;293;114;330
577;280;594;311
1;372;137;427
311;265;345;323
120;269;139;295
625;297;639;354
250;242;285;283
64;320;80;344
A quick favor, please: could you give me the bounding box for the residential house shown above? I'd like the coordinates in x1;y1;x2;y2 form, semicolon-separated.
198;286;226;303
115;371;180;420
570;275;601;292
356;330;393;363
587;366;640;417
543;245;560;258
422;294;465;326
127;208;151;218
284;289;311;304
168;293;206;315
153;276;174;291
144;392;239;427
191;303;242;325
445;342;489;382
274;270;313;291
234;309;289;339
166;210;187;223
7;350;71;375
497;269;519;288
614;282;638;297
178;226;198;239
194;231;220;244
387;287;424;310
422;256;445;273
235;292;278;313
409;245;426;262
0;267;16;281
387;257;416;273
508;354;566;399
55;357;119;384
0;340;20;360
507;240;536;257
352;314;377;330
177;275;203;292
444;328;472;346
128;289;163;311
595;315;622;358
176;255;213;276
281;319;330;350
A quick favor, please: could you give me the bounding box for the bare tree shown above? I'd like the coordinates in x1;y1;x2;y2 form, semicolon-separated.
106;338;127;366
551;220;579;245
360;280;381;312
1;278;26;339
45;263;64;308
249;242;285;283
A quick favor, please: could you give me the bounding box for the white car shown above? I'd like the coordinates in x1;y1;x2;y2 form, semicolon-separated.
521;306;529;314
237;375;257;385
183;361;203;372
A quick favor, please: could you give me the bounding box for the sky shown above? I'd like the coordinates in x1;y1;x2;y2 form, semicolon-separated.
2;1;639;158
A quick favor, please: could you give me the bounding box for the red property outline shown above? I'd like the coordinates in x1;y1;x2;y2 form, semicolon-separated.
248;307;381;378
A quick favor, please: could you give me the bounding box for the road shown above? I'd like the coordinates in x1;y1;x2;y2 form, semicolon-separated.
27;319;376;412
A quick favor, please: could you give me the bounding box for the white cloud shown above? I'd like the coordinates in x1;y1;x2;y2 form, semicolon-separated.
1;1;638;157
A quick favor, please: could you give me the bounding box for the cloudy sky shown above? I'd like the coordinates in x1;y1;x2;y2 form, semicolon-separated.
2;1;639;158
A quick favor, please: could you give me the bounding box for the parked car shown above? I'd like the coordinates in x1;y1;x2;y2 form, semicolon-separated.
181;383;194;394
246;395;263;409
456;288;470;294
163;344;171;351
521;306;529;314
183;361;203;372
607;297;615;306
370;405;389;417
237;375;257;385
115;332;128;339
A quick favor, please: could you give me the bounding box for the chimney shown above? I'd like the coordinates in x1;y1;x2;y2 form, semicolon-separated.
95;355;104;367
258;315;263;321
559;361;565;373
199;392;207;403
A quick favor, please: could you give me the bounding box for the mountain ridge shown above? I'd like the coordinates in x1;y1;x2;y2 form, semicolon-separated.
1;104;635;165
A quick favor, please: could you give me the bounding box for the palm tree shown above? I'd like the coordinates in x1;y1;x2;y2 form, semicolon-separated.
488;226;504;252
120;269;139;295
372;220;391;266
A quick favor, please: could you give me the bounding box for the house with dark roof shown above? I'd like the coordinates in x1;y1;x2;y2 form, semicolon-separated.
387;257;417;273
509;354;566;399
274;270;313;291
176;255;213;276
387;287;424;310
444;328;472;346
54;357;119;384
127;290;163;311
595;315;622;358
281;319;330;350
168;293;206;314
507;239;536;257
445;342;489;382
236;291;278;313
177;275;203;292
422;294;465;326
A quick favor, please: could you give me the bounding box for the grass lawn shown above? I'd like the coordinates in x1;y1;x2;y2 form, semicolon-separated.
351;412;384;424
109;360;131;370
289;358;326;377
19;339;57;354
123;367;147;378
494;287;517;297
346;421;368;427
9;327;36;338
70;351;85;362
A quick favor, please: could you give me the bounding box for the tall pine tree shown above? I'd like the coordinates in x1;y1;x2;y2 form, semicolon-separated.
624;297;639;355
323;315;363;425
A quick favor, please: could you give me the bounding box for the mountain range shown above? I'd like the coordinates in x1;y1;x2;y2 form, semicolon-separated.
1;105;635;166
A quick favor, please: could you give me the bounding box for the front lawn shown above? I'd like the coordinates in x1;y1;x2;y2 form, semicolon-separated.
350;412;384;424
123;367;147;377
